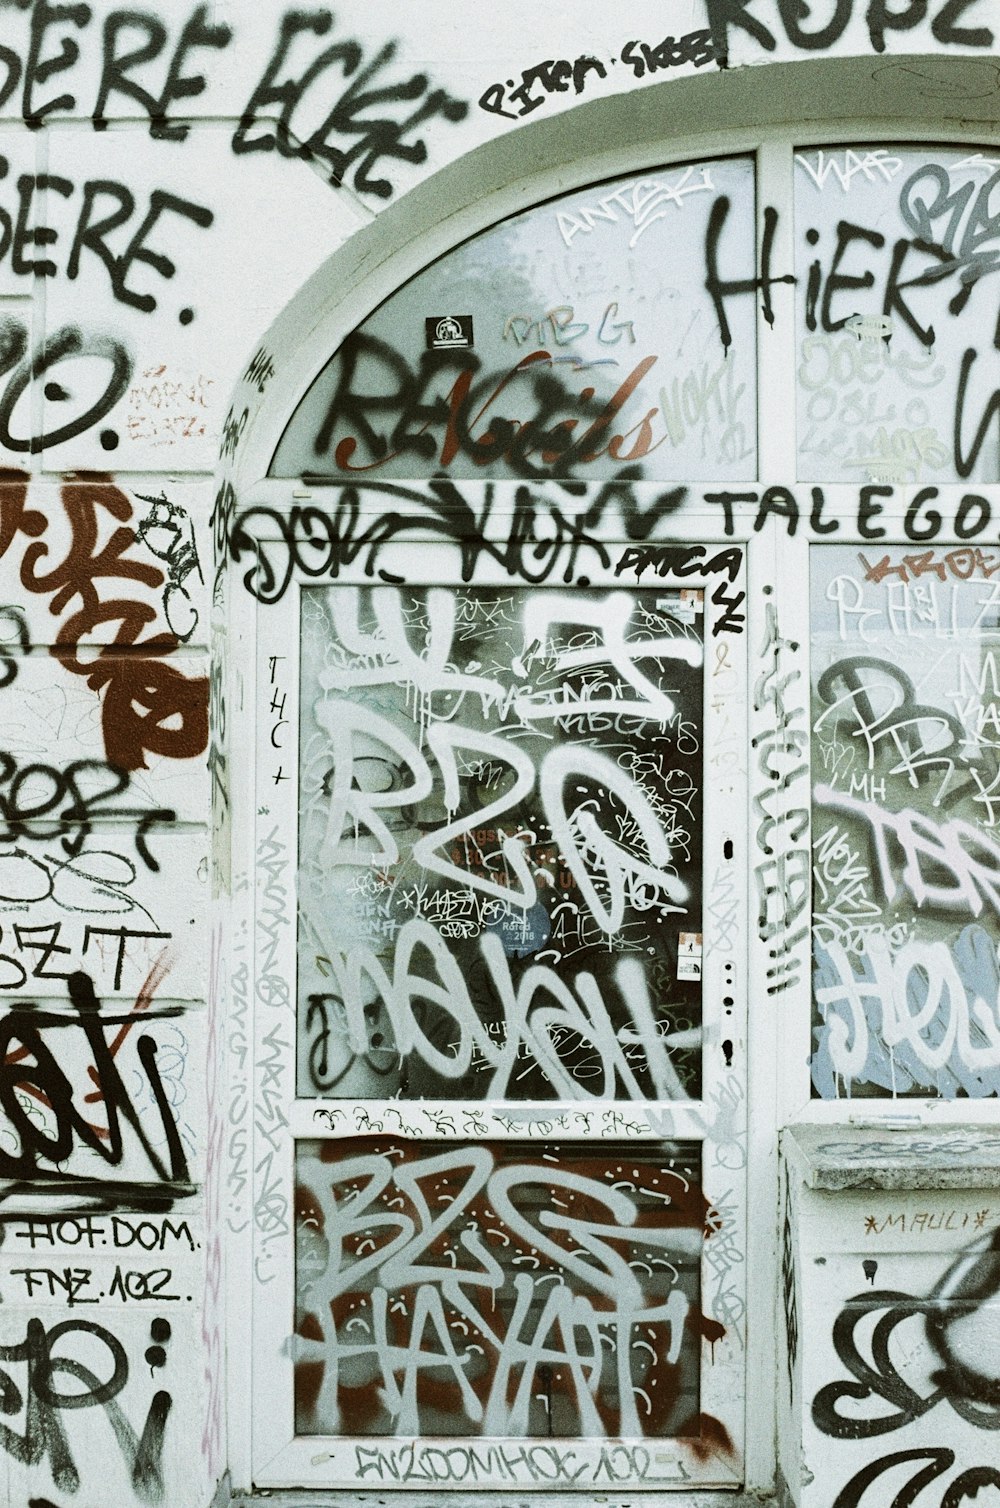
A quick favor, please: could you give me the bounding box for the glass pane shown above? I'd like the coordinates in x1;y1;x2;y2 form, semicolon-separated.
297;583;705;1100
794;145;1000;484
294;1137;705;1438
272;157;757;482
810;543;1000;1097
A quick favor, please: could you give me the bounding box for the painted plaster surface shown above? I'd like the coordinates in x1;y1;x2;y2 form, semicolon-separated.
0;1;994;1504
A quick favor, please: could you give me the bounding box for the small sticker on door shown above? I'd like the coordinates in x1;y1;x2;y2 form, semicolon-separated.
426;315;474;349
678;931;703;980
657;590;703;623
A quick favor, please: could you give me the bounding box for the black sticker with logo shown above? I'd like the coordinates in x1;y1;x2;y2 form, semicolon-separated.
425;315;474;350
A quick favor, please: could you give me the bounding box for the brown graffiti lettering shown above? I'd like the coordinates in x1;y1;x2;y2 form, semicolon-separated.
0;473;207;771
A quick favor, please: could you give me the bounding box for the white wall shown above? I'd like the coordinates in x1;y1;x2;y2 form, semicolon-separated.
0;2;996;1504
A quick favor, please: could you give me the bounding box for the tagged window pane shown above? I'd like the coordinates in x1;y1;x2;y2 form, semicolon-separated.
794;144;1000;485
297;584;705;1101
271;157;757;482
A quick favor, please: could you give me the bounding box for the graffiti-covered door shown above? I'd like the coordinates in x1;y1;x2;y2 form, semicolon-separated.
239;155;753;1490
242;505;748;1489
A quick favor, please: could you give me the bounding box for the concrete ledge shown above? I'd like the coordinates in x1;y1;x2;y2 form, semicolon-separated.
230;1494;771;1507
782;1124;1000;1191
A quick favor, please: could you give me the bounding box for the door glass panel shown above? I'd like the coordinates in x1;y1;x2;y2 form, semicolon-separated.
297;583;706;1102
810;542;1000;1097
294;1137;705;1439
